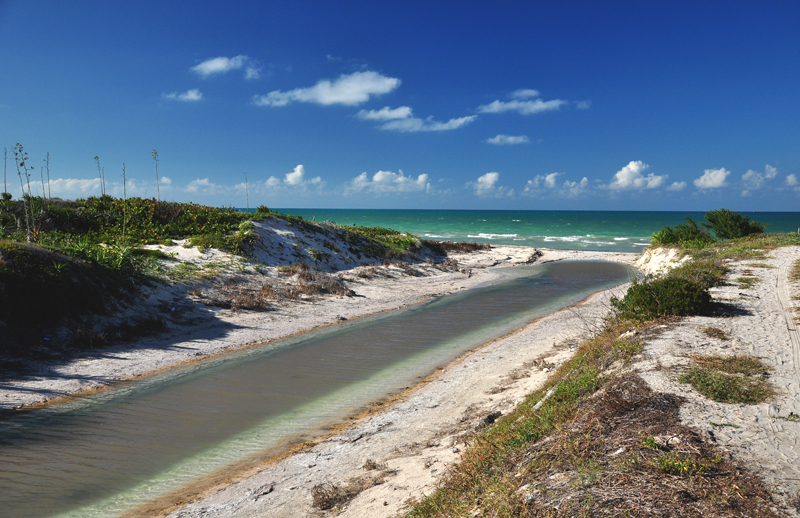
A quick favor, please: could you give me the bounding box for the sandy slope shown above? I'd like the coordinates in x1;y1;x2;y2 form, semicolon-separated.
637;246;800;515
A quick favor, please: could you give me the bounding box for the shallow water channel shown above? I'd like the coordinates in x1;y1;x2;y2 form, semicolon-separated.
0;261;630;518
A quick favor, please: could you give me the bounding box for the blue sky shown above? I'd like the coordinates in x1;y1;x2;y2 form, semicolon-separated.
1;1;798;210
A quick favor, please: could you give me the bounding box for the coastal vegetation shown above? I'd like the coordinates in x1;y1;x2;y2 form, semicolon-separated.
651;208;766;247
0;191;437;354
406;213;787;517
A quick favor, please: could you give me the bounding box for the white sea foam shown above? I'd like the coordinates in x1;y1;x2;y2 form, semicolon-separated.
614;237;629;241
467;233;517;239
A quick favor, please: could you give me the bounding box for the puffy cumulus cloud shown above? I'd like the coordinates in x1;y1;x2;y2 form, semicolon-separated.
486;134;529;145
263;165;323;189
525;172;563;191
192;55;261;79
468;172;513;197
694;168;730;189
609;161;666;190
356;106;412;121
253;71;400;107
346;170;430;194
741;164;779;192
562;177;589;197
162;89;203;102
786;174;798;187
667;181;686;191
478;90;567;115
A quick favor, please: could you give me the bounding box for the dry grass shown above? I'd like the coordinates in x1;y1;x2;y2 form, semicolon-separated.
680;355;775;405
700;327;730;341
791;258;800;283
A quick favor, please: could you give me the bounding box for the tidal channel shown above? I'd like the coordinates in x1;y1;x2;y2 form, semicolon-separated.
0;261;631;518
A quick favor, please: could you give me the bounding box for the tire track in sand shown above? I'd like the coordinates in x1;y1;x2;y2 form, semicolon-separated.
776;257;800;383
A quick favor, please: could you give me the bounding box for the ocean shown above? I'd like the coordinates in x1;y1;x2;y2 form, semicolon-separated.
268;210;800;254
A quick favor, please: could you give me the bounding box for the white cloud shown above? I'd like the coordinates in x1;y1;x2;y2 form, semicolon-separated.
355;104;475;132
765;164;778;179
185;178;223;193
478;98;567;115
346;170;430;194
667;181;686;191
742;164;779;191
356;106;413;120
192;55;259;79
694;167;730;189
486;134;529;145
524;173;588;197
252;71;400;107
511;89;540;99
576;100;592;109
162;89;203;102
562;177;589;197
282;164;322;187
786;174;798;187
468;172;512;197
609;161;666;190
379;115;476;132
525;172;563;191
43;178;102;198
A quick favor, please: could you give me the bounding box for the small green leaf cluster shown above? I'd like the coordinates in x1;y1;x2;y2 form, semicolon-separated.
611;277;711;321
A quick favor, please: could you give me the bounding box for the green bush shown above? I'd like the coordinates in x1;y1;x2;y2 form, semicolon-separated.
667;259;728;289
702;208;765;240
612;277;711;321
651;217;714;246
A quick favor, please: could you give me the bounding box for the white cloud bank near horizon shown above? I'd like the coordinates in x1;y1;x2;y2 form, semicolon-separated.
253;71;400;107
346;170;430;194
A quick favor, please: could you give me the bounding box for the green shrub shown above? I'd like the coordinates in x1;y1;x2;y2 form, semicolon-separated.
651;217;714;246
612;277;711;321
702;208;765;240
667;259;728;289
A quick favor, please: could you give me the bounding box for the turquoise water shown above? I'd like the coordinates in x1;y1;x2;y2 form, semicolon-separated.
263;210;800;253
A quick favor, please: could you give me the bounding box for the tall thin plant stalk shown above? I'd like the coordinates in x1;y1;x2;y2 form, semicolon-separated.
2;148;8;213
121;162;127;243
13;143;33;242
152;149;160;201
94;155;105;196
44;152;51;200
40;166;46;200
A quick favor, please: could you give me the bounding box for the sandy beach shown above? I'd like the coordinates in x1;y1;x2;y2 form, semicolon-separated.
1;233;798;516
